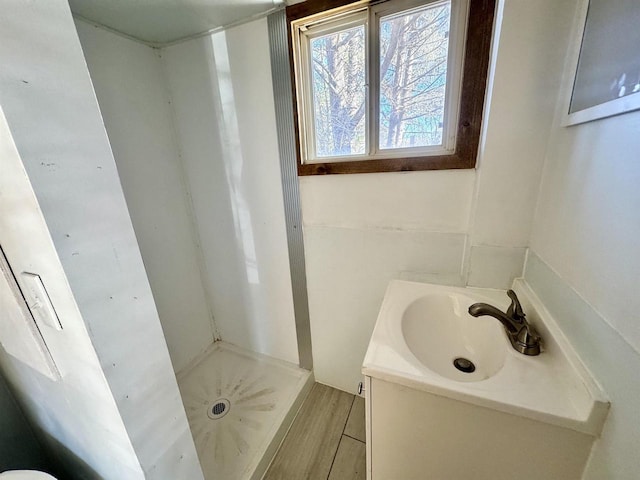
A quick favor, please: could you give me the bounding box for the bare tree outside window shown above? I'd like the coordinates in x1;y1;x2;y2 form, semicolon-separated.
288;0;495;175
310;25;366;157
308;2;451;157
380;3;450;149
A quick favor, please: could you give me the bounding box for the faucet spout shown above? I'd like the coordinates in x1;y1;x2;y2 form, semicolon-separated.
468;303;519;334
468;290;541;356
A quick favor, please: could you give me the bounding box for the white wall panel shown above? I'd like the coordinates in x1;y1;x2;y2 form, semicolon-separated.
0;2;202;478
467;245;527;289
299;169;475;232
470;0;575;248
162;18;299;365
524;0;640;475
531;109;640;352
75;20;215;372
0;108;144;479
304;226;465;392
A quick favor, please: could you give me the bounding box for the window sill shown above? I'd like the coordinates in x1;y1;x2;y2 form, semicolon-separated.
298;152;475;175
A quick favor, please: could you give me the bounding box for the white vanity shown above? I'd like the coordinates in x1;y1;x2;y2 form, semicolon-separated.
362;279;609;480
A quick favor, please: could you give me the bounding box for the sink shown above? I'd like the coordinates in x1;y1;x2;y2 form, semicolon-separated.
402;294;507;382
362;279;609;436
362;280;610;480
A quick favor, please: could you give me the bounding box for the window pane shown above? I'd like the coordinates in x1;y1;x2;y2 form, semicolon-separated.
310;25;366;157
379;2;451;150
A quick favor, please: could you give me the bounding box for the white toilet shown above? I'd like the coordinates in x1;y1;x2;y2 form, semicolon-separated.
0;472;57;479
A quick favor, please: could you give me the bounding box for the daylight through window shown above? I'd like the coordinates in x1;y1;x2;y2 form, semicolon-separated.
378;3;451;150
287;0;496;175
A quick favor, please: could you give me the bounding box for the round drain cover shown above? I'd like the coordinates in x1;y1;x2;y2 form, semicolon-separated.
208;398;231;420
453;357;476;373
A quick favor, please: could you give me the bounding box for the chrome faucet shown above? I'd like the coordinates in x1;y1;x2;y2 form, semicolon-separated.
468;290;541;356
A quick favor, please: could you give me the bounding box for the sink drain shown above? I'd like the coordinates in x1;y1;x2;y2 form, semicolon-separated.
207;398;230;420
453;357;476;373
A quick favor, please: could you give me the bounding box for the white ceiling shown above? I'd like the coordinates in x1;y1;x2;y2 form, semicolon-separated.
69;0;283;45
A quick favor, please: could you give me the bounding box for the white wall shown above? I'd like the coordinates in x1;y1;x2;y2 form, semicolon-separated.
301;0;575;393
0;2;202;478
161;18;299;365
526;1;640;475
0;108;143;479
531;112;640;355
75;20;215;373
301;171;473;391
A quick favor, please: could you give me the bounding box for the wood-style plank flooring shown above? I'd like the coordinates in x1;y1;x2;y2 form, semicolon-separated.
264;383;366;480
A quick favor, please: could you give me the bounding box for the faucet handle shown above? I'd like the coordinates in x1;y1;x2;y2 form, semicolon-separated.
514;325;541;355
506;290;526;322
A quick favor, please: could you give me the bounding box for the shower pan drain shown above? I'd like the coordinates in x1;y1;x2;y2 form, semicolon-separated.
208;398;231;420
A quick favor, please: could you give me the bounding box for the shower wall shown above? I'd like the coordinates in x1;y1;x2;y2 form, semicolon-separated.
75;17;300;367
161;18;299;365
75;20;215;372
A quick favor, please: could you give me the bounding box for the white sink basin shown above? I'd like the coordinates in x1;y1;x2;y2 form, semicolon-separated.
362;279;610;436
402;294;507;382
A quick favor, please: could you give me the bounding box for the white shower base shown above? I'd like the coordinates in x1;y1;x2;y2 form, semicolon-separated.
177;342;312;480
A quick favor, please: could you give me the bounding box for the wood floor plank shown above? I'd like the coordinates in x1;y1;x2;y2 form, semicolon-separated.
344;395;366;442
328;435;366;480
264;383;354;480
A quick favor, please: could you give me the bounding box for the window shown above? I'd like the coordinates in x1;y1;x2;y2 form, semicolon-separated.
287;0;496;175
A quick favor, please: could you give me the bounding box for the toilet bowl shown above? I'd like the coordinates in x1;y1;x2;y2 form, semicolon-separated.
0;471;57;479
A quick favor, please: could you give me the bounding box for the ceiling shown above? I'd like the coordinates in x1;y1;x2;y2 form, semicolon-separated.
69;0;285;45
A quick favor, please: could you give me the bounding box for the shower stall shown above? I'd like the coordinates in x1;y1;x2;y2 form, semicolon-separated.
73;9;312;480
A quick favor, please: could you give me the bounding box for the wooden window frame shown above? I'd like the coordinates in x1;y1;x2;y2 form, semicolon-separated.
286;0;496;176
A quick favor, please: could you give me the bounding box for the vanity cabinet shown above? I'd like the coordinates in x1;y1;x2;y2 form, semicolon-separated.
365;375;594;480
362;280;609;480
